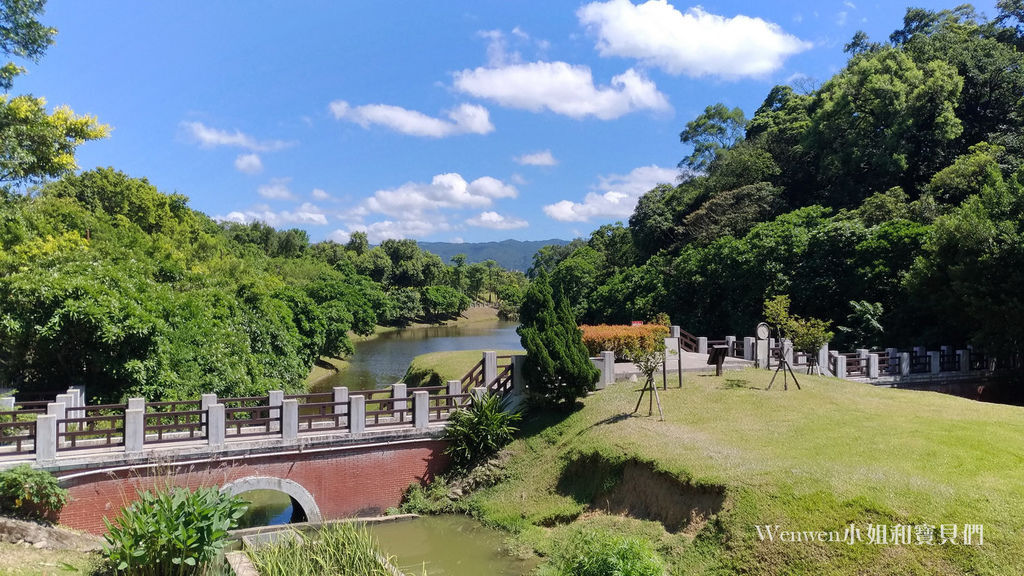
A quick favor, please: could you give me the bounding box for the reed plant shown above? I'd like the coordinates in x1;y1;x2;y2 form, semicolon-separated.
248;522;398;576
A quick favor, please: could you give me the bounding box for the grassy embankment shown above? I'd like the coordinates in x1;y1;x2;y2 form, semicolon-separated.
429;367;1024;575
306;306;506;388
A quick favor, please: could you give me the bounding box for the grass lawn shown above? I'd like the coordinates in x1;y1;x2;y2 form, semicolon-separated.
457;369;1024;575
0;543;98;575
403;349;523;387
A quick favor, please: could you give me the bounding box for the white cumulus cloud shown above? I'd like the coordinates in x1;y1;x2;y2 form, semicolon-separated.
257;178;294;200
217;202;328;227
467;211;529;230
577;0;811;78
543;165;677;222
328;101;494;137
515;150;558;166
182;121;293;152
454;62;669;120
329;219;451;245
234;153;263;174
363;173;517;218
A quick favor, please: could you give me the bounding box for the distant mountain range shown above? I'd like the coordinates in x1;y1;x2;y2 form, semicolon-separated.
418;239;570;272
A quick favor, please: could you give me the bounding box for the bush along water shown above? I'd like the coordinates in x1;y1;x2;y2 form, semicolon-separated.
539;525;664;576
0;464;69;522
99;486;247;576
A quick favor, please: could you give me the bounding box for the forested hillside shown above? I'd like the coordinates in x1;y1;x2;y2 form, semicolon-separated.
534;4;1024;366
0;169;525;402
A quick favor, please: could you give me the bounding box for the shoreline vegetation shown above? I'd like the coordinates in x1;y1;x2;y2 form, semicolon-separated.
305;306;508;389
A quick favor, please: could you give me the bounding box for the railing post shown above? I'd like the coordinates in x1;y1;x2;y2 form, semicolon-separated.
413;391;429;430
471;387;486;402
0;396;12;411
868;353;879;379
208;404;225;447
483;351;497;386
756;338;769;369
834;353;847;379
817;343;830;375
743;337;756;361
282;399;298;441
447;379;462;408
128;397;145;411
601;351;615;389
201;393;217;430
725;336;736;357
48;400;67;441
957;349;970;373
269;390;283;419
697;337;708;354
900;352;910;376
35;415;57;463
348;395;365;434
69;385;86;407
669;325;680;338
392;383;407;413
333;386;349;423
125;408;144;453
928;351;941;374
65;388;81;410
511;356;525;397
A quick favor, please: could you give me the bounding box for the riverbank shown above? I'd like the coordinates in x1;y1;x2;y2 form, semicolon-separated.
418;369;1024;575
306;306;507;390
354;305;503;342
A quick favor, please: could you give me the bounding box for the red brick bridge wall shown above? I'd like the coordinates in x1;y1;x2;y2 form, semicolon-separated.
57;439;448;534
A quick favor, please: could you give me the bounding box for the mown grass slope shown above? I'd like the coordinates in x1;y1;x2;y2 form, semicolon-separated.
459;369;1024;575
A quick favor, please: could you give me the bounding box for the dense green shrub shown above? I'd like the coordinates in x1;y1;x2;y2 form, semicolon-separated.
541;526;664;576
248;521;397;576
100;486;246;576
444;393;520;470
518;270;600;407
0;464;68;521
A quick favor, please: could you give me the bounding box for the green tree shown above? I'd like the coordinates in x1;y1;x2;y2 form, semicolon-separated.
0;95;108;187
517;271;599;407
0;0;56;91
678;103;747;172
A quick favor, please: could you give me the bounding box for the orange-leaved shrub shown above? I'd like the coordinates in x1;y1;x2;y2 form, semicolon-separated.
580;324;669;360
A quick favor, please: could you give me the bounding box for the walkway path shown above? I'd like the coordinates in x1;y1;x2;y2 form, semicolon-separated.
613;351;753;378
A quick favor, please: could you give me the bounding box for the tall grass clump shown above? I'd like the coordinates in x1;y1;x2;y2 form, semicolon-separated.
539;526;664;576
248;521;397;576
100;486;246;575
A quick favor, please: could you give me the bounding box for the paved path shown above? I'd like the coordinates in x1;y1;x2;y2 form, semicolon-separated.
613;350;753;378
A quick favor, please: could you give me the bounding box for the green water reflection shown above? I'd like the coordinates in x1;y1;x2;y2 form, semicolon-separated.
369;515;536;576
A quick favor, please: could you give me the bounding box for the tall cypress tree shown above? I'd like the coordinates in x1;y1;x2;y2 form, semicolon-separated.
517;270;599;407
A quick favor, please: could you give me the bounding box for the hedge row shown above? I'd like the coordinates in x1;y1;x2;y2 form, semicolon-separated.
580;324;669;360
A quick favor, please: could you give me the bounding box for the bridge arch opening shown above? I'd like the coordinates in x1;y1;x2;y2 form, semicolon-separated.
221;477;322;527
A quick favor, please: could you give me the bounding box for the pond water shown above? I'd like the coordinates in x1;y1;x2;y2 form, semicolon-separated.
370;515;537;576
314;319;522;392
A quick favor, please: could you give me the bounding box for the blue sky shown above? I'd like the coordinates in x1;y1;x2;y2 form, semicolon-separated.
16;0;998;243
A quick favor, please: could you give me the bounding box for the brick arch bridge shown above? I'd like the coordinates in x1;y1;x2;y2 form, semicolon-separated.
56;434;448;534
0;352;526;535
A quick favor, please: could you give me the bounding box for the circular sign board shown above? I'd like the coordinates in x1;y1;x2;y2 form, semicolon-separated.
755;322;771;340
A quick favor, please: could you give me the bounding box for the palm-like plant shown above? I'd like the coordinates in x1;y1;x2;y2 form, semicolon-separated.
443;393;520;470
